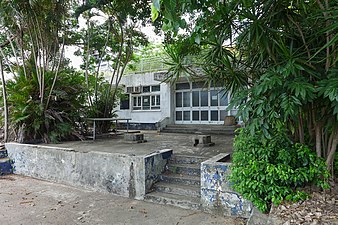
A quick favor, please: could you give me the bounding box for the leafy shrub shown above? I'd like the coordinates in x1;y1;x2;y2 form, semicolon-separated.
2;64;87;143
84;75;122;134
230;128;330;212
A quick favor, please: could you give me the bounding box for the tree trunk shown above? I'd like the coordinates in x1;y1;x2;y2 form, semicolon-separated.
315;123;322;157
0;59;8;142
326;131;338;171
298;112;304;144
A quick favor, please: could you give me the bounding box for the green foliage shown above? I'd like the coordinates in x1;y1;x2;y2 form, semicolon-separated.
2;63;87;143
230;129;330;212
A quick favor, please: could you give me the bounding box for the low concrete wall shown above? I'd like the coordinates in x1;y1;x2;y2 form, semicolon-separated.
144;149;172;193
6;143;171;200
201;153;252;218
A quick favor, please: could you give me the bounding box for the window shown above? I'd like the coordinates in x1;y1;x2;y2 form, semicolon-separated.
151;95;160;109
132;95;161;110
133;96;141;110
131;84;161;110
142;86;150;93
120;94;130;110
142;96;150;110
176;82;190;90
151;85;160;92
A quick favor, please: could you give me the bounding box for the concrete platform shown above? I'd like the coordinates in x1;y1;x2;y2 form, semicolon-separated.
44;131;234;158
5;131;239;218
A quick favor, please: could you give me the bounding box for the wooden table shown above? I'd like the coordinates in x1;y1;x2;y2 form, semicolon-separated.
86;118;132;140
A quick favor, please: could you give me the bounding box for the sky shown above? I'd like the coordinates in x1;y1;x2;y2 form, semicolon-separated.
65;14;163;69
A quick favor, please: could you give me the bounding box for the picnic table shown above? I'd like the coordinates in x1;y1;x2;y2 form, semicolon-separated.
86;118;132;140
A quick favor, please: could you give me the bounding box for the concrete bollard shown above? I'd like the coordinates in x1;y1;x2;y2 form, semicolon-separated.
192;135;215;147
124;133;147;143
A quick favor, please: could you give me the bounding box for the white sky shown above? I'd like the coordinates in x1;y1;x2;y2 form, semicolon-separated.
65;14;163;69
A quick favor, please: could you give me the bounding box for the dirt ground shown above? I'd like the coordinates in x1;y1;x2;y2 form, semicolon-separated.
0;175;246;225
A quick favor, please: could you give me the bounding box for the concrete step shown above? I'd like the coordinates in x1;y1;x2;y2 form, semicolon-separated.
169;154;208;164
167;163;200;176
0;149;8;159
166;124;236;130
0;158;13;175
144;191;201;211
162;128;235;135
160;173;200;186
162;124;236;135
153;181;200;197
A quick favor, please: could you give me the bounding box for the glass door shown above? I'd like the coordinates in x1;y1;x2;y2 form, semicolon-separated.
175;82;231;124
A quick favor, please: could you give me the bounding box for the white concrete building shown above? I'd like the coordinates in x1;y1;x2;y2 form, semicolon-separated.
116;70;238;130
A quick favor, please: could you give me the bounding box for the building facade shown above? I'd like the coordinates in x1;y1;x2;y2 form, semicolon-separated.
116;71;238;130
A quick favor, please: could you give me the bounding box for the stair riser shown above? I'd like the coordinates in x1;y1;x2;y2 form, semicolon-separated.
144;195;200;211
162;129;235;135
154;185;200;197
160;175;200;186
169;157;205;164
167;166;200;176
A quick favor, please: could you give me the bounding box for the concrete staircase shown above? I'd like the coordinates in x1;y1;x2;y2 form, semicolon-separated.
161;124;236;135
144;154;207;210
0;147;13;175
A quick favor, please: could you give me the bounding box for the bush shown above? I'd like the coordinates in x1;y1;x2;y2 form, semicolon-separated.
2;64;87;143
230;128;330;212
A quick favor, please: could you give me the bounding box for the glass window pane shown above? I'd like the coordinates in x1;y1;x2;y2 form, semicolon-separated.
156;95;160;105
151;85;160;92
183;92;190;107
176;92;182;107
201;111;208;121
220;110;229;121
176;111;182;121
143;96;150;110
192;91;199;107
210;90;218;106
211;110;218;121
220;91;228;106
133;97;137;106
183;111;190;121
201;91;208;107
192;111;199;121
138;96;141;106
192;81;206;89
143;86;150;92
230;109;238;116
176;83;190;90
151;96;156;105
120;94;130;110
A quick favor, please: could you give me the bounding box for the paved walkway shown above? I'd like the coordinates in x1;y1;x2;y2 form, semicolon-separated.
0;175;246;225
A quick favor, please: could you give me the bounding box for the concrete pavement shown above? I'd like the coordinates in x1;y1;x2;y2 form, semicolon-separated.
0;175;246;225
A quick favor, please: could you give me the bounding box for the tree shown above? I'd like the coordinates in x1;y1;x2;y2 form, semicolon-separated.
153;0;337;170
0;0;87;142
153;0;337;211
74;0;150;133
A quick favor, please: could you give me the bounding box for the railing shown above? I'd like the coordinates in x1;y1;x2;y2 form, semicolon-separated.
124;55;201;75
124;56;170;75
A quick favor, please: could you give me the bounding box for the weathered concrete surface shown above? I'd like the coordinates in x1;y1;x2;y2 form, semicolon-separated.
6;143;171;200
144;149;172;193
0;175;246;225
6;143;144;198
43;131;234;158
201;153;252;218
246;207;284;225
